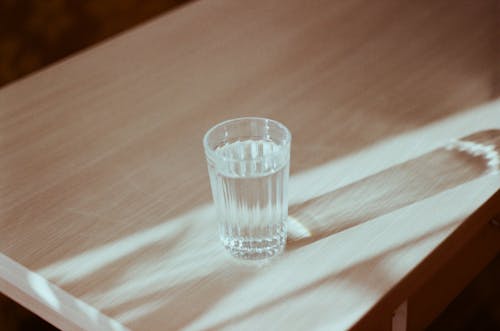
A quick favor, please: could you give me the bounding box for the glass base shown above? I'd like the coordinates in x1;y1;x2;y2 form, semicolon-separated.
221;229;286;260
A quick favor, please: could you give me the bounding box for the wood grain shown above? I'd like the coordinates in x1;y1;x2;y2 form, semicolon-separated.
0;0;498;330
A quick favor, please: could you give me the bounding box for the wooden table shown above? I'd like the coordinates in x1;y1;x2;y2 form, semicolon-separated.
1;0;499;330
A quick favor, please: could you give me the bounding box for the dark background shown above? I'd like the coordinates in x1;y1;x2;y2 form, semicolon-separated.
0;0;189;87
0;1;498;330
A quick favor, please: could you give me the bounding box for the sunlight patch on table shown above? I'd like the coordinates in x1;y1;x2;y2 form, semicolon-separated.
287;216;312;240
39;205;213;284
28;272;60;310
289;99;500;205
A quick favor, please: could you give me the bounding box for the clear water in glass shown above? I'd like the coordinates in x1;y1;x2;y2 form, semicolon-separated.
207;138;289;260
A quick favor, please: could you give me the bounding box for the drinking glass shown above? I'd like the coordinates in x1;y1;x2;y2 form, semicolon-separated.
203;117;291;260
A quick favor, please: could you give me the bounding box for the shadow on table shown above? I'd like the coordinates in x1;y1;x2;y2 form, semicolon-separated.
33;206;261;330
119;132;498;330
200;186;500;330
88;230;260;331
204;220;457;330
287;129;500;249
58;130;497;330
19;210;260;331
30;130;499;330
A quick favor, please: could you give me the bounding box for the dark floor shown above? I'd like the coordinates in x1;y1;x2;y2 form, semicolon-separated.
427;255;500;331
0;1;499;330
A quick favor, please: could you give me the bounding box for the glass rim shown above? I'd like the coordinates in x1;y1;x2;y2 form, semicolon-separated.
203;117;292;163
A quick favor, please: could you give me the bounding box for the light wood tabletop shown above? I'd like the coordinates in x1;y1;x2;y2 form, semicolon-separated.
1;0;499;330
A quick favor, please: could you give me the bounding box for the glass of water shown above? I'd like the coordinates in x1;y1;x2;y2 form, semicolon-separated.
203;117;291;260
